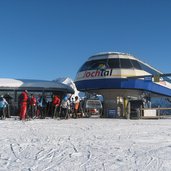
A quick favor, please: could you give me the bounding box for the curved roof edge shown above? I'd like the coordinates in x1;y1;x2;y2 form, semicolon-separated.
89;52;131;59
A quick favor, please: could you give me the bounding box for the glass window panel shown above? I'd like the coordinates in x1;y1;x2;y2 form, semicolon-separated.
108;59;120;68
120;59;133;68
78;59;108;71
78;61;94;72
90;59;108;70
131;60;142;70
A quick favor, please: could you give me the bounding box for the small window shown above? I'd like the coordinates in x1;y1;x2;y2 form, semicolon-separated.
108;59;120;68
78;61;94;72
90;59;108;70
78;59;108;71
131;60;142;70
120;59;133;69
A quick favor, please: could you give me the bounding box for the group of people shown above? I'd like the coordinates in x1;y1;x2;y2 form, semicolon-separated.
18;90;81;120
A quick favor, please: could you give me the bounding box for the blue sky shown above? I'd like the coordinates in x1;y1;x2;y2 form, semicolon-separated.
0;0;171;80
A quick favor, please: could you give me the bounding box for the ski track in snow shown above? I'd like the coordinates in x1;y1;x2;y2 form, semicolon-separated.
0;118;171;171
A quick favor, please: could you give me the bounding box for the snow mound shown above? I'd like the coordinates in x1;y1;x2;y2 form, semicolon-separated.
54;77;80;98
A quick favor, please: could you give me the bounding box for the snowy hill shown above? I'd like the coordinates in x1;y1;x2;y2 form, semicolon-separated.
53;77;81;98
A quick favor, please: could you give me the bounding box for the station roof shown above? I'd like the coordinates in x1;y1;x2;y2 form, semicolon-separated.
0;78;74;93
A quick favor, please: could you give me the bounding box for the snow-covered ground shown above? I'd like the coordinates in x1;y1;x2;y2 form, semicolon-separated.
1;118;171;171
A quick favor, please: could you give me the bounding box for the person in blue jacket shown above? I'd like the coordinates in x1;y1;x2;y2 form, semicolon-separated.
0;95;8;119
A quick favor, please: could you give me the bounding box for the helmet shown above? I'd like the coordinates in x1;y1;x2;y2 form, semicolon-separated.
64;96;68;101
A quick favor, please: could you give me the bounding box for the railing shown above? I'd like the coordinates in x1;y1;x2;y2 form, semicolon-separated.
140;107;171;119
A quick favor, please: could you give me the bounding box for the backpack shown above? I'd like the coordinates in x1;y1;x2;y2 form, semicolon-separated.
42;98;47;107
38;97;47;107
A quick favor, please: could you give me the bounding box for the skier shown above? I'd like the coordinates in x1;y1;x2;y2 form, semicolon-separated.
29;94;37;119
18;90;29;120
37;95;47;119
0;95;8;119
74;96;80;118
60;96;70;119
3;93;12;118
52;95;60;118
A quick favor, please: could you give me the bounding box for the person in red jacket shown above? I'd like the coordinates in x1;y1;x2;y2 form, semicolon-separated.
29;94;37;119
52;95;60;118
19;90;29;120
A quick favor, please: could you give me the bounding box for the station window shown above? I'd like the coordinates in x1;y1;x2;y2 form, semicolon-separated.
78;59;108;71
78;61;94;72
120;59;133;69
89;59;108;70
131;60;142;70
108;59;120;68
79;58;160;72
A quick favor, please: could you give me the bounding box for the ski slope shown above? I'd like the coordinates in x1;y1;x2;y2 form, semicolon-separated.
0;118;171;171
